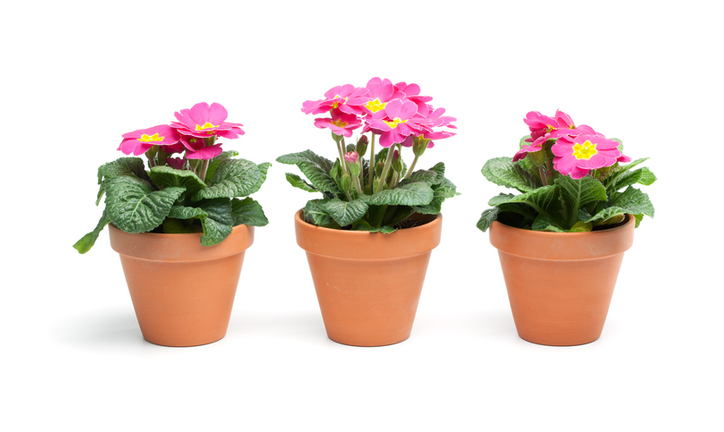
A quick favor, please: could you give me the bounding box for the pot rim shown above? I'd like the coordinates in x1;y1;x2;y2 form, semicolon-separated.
489;214;635;260
109;223;254;262
294;209;442;259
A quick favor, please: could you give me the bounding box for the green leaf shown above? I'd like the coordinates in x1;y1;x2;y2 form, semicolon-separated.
578;186;655;225
481;157;538;193
96;157;150;205
319;198;368;227
412;177;458;214
149;166;207;196
352;219;397;233
257;162;271;182
168;199;234;246
276;150;340;194
194;158;265;200
554;176;607;226
105;176;185;233
609;167;657;192
531;214;566;232
476;207;499;232
73;211;111;254
302;199;340;229
602;158;649;190
285;172;318;192
231;197;269;227
488;186;559;218
205;150;239;181
362;182;435;206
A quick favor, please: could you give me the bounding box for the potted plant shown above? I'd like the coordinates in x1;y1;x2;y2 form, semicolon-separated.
278;77;459;346
74;102;270;347
477;110;655;346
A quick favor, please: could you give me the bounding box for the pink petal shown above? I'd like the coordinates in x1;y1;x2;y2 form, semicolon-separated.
207;103;228;124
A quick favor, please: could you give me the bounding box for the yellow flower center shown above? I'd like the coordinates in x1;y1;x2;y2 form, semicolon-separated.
332;96;347;109
196;122;219;131
384;117;407;129
572;140;598;160
331;119;348;128
365;98;387;113
138;133;164;143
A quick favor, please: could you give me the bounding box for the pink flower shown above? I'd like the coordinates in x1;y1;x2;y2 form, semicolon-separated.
313;109;362;137
180;135;223;160
344;151;359;165
366;99;425;147
171;102;245;140
552;134;624;179
362;77;398;114
302;84;369;116
118;124;181;156
514;110;600;162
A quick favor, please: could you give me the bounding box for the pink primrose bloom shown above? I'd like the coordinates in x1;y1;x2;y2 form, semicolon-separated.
180;135;224;160
552;134;623;179
363;77;398;115
301;84;369;116
313;109;362;138
118;124;181;156
366;99;426;147
171;102;245;140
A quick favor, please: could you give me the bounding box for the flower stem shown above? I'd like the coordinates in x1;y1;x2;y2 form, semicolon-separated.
403;153;420;180
375;145;396;193
538;165;548;186
368;134;376;189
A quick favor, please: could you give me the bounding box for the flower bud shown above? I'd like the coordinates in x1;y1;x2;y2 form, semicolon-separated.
344;151;359;165
413;135;430;157
375;161;385;177
356;135;369;156
392;149;402;172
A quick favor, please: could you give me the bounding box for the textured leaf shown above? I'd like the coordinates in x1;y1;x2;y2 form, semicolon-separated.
96;157;150;205
105;176;184;233
352;219;396;233
302;199;340;229
231;197;269;227
531;214;566;232
257;162;271;182
194;158;264;200
476;207;499;232
362;182;434;206
579;186;655;225
73;211;111;254
205;150;239;181
285;172;318;192
488;186;559;217
149;166;207;196
168;199;234;246
412;177;458;214
555;176;607;210
481;157;537;193
603;158;649;191
277;150;340;194
319;198;368;227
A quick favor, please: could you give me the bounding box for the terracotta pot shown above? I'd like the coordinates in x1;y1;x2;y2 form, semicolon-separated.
109;224;254;347
489;215;635;346
295;210;442;347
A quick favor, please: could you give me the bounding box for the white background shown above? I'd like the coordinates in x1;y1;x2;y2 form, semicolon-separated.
2;0;722;430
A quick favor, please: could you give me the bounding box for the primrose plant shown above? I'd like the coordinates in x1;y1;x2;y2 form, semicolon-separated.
477;110;655;232
278;77;459;232
74;102;270;253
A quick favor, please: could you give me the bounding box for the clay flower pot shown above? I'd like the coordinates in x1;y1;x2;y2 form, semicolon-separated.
109;224;254;347
489;215;635;346
295;210;442;347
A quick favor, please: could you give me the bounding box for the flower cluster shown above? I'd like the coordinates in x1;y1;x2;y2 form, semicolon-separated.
278;78;459;232
477;110;655;233
303;78;456;148
514;110;630;180
118;102;245;179
301;78;456;197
